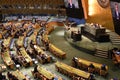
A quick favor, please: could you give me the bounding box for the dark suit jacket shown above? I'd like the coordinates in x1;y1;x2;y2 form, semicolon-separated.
68;3;75;8
114;11;120;20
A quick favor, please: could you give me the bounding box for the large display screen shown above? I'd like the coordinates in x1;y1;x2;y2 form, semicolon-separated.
110;0;120;35
64;0;79;8
110;1;120;20
64;0;84;19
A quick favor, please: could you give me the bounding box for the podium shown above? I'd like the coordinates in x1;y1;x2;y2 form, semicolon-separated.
71;32;81;41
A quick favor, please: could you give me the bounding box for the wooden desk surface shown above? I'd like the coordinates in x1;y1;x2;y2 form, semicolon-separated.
3;37;11;47
20;48;32;63
42;34;49;42
49;43;66;56
46;25;54;34
47;21;64;27
55;61;90;79
2;50;14;66
11;70;28;80
34;45;50;60
77;58;108;70
34;45;44;54
37;66;54;79
16;36;24;46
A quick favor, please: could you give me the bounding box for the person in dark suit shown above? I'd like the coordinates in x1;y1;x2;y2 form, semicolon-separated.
114;3;120;20
34;65;38;73
101;64;107;71
67;0;75;8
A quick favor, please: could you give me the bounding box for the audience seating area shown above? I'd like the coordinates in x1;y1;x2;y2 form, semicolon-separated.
0;20;67;80
0;20;116;80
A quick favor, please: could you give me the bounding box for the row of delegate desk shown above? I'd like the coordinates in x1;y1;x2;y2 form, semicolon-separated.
49;43;66;59
18;48;33;67
7;70;29;80
72;57;108;76
55;61;92;80
33;45;51;64
1;50;14;69
32;65;63;80
41;22;66;59
1;22;36;69
0;21;65;80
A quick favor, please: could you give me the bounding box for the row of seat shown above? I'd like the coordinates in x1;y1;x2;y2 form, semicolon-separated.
72;57;108;77
0;21;66;80
32;65;63;80
33;45;51;64
41;22;66;59
1;50;14;69
55;61;92;80
7;70;29;80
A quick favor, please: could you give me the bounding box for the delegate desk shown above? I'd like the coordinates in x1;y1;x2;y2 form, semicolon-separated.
72;57;108;75
34;45;51;63
45;25;54;35
49;43;66;59
16;36;25;47
42;34;50;43
34;45;44;54
2;50;14;69
29;31;37;45
36;66;54;80
10;70;29;80
3;37;12;48
55;61;91;80
19;48;33;66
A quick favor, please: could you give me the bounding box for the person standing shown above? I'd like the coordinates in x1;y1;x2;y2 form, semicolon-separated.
68;0;75;8
115;3;120;20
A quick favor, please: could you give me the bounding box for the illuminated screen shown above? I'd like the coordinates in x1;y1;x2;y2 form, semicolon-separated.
64;0;84;19
64;0;79;8
110;0;120;35
110;1;120;19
